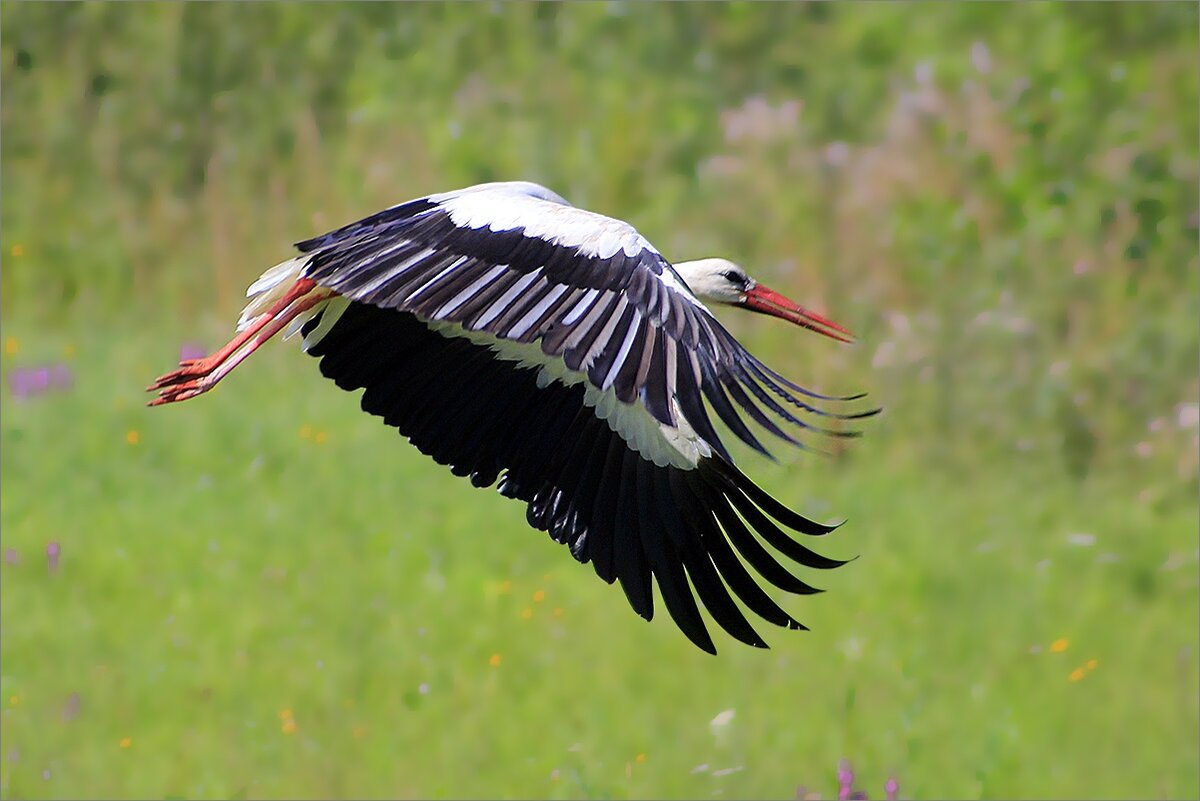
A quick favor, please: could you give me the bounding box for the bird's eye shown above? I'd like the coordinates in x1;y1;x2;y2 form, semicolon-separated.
723;270;747;287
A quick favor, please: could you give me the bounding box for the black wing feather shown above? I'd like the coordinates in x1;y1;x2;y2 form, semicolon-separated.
303;302;849;652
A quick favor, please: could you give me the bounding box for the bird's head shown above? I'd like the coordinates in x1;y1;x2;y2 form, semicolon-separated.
673;258;854;343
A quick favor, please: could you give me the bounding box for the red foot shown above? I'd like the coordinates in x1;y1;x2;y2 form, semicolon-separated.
146;378;215;406
146;359;220;392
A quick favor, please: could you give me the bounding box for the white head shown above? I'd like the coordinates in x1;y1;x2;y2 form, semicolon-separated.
673;258;854;343
673;258;754;304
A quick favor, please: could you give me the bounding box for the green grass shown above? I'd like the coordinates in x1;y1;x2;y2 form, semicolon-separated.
1;313;1195;799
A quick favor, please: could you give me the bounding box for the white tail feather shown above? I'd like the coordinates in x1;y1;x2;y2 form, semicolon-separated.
237;256;309;332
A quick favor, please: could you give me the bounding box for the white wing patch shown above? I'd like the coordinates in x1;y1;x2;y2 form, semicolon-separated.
437;183;659;261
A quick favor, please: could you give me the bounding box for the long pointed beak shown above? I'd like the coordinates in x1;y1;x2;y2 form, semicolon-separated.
741;283;855;343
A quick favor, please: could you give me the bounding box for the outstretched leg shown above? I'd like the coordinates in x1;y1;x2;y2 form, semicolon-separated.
147;278;332;406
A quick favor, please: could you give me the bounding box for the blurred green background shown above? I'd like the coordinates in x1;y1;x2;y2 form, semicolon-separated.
2;3;1197;799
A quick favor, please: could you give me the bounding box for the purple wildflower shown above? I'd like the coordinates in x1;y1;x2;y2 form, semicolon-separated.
837;760;855;801
9;367;47;399
8;363;74;400
180;342;207;362
804;759;899;800
4;548;17;565
46;541;60;573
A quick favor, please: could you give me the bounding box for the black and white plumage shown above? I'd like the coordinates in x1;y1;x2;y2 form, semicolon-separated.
149;181;878;654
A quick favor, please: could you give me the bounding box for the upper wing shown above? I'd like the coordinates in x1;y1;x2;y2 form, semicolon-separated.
299;181;872;466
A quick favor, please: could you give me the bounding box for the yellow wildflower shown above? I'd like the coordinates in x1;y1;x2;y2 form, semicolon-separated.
553;607;564;618
489;653;502;667
8;695;18;706
520;607;533;620
126;430;140;446
314;431;328;444
1069;667;1086;682
636;753;646;763
119;737;132;749
1050;638;1069;653
1086;658;1098;670
299;424;313;440
533;589;546;603
4;337;17;355
10;244;23;258
498;580;512;595
281;718;297;734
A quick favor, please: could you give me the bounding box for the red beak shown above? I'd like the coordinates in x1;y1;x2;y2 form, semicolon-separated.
741;283;854;343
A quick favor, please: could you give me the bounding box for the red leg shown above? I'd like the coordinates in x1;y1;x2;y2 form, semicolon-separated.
148;280;332;406
148;278;320;392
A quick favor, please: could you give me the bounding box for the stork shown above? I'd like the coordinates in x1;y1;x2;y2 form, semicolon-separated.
148;181;878;653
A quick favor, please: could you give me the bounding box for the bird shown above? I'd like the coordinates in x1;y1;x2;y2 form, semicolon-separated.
148;180;878;654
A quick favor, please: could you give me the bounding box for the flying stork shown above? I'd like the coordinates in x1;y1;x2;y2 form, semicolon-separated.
148;181;878;653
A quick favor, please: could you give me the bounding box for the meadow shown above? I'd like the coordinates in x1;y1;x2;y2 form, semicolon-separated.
2;4;1198;799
